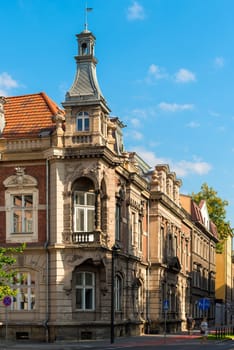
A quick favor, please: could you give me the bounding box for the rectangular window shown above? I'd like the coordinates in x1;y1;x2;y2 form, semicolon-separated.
115;276;122;311
75;272;95;310
74;191;95;232
138;219;142;251
11;195;33;233
11;272;36;311
115;204;121;241
77;115;90;132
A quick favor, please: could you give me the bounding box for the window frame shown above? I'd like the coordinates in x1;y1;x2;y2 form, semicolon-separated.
5;188;38;243
73;190;95;232
76;111;90;132
115;274;122;312
11;271;36;312
75;271;95;311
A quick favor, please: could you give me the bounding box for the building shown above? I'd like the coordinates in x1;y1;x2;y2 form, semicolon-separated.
180;195;219;327
148;165;192;333
0;28;152;341
215;232;233;326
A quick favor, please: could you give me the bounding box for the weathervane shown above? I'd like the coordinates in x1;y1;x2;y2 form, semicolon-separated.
84;2;93;31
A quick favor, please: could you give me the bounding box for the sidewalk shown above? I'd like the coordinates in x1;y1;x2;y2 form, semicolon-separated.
0;332;226;350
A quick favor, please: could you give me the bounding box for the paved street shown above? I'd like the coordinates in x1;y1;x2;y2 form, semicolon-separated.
0;334;234;350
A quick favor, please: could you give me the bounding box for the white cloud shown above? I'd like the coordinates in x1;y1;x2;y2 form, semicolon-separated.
147;64;168;81
127;1;145;21
159;102;194;112
173;160;212;177
209;110;220;117
130;118;141;128
174;68;196;83
132;147;212;177
0;72;19;96
214;56;224;68
131;130;143;140
186;121;200;128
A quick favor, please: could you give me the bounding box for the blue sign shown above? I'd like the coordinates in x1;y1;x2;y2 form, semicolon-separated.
3;296;12;307
198;298;210;310
163;299;169;310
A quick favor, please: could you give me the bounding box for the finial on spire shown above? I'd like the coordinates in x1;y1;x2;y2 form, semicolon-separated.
84;3;93;32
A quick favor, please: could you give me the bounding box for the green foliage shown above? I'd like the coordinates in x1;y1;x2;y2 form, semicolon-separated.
0;244;25;300
191;183;233;253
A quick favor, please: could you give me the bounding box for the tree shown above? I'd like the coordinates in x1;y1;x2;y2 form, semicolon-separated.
191;183;233;253
0;245;25;300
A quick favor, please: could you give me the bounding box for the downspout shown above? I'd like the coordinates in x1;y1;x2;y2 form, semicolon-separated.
44;158;50;342
146;197;150;333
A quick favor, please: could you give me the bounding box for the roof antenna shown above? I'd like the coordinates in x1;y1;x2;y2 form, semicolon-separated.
84;2;93;31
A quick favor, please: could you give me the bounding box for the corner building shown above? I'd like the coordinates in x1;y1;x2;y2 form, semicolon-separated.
0;28;151;342
0;27;218;341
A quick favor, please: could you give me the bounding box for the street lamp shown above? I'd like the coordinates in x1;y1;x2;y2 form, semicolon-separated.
110;243;120;344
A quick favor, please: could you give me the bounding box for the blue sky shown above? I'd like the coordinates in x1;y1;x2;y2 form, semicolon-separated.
1;0;234;224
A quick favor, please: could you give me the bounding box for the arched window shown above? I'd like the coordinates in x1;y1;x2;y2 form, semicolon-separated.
76;111;89;132
75;271;95;310
73;177;95;233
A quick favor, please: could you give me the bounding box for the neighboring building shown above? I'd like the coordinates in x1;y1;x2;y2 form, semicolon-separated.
148;165;192;333
180;195;219;327
215;232;233;326
0;25;226;342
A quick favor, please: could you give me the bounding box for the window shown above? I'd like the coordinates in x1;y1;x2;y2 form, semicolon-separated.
77;112;89;132
12;195;33;233
115;275;122;311
4;168;38;243
74;191;95;232
75;272;95;310
138;218;143;251
115;203;121;241
11;272;36;311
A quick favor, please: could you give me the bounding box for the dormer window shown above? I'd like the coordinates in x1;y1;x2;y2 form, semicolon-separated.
77;112;89;132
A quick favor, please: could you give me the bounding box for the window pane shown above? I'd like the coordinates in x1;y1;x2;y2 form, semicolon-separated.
13;195;23;207
13;210;22;232
76;289;82;309
85;272;93;286
85;289;93;309
24;210;33;232
77;118;83;131
24;195;33;207
76;192;85;205
75;208;84;231
87;210;94;231
84;118;89;131
87;193;95;205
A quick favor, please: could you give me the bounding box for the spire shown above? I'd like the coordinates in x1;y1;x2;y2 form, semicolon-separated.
84;6;93;32
63;22;109;113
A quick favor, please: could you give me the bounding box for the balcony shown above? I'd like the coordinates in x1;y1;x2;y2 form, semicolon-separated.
71;230;106;245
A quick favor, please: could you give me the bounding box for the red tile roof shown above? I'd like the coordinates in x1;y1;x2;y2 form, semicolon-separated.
2;92;63;139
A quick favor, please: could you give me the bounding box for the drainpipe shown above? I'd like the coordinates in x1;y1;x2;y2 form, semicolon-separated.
146;198;150;333
44;158;50;342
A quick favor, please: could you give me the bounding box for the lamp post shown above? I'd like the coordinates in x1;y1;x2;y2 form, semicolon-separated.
110;244;120;344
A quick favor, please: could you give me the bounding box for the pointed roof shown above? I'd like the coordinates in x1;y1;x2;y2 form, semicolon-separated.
2;92;62;139
63;30;110;113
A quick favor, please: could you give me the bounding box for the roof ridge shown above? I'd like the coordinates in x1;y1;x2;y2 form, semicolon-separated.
40;92;64;115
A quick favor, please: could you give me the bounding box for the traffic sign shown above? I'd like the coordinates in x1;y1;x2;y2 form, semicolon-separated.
198;298;210;310
3;296;12;307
